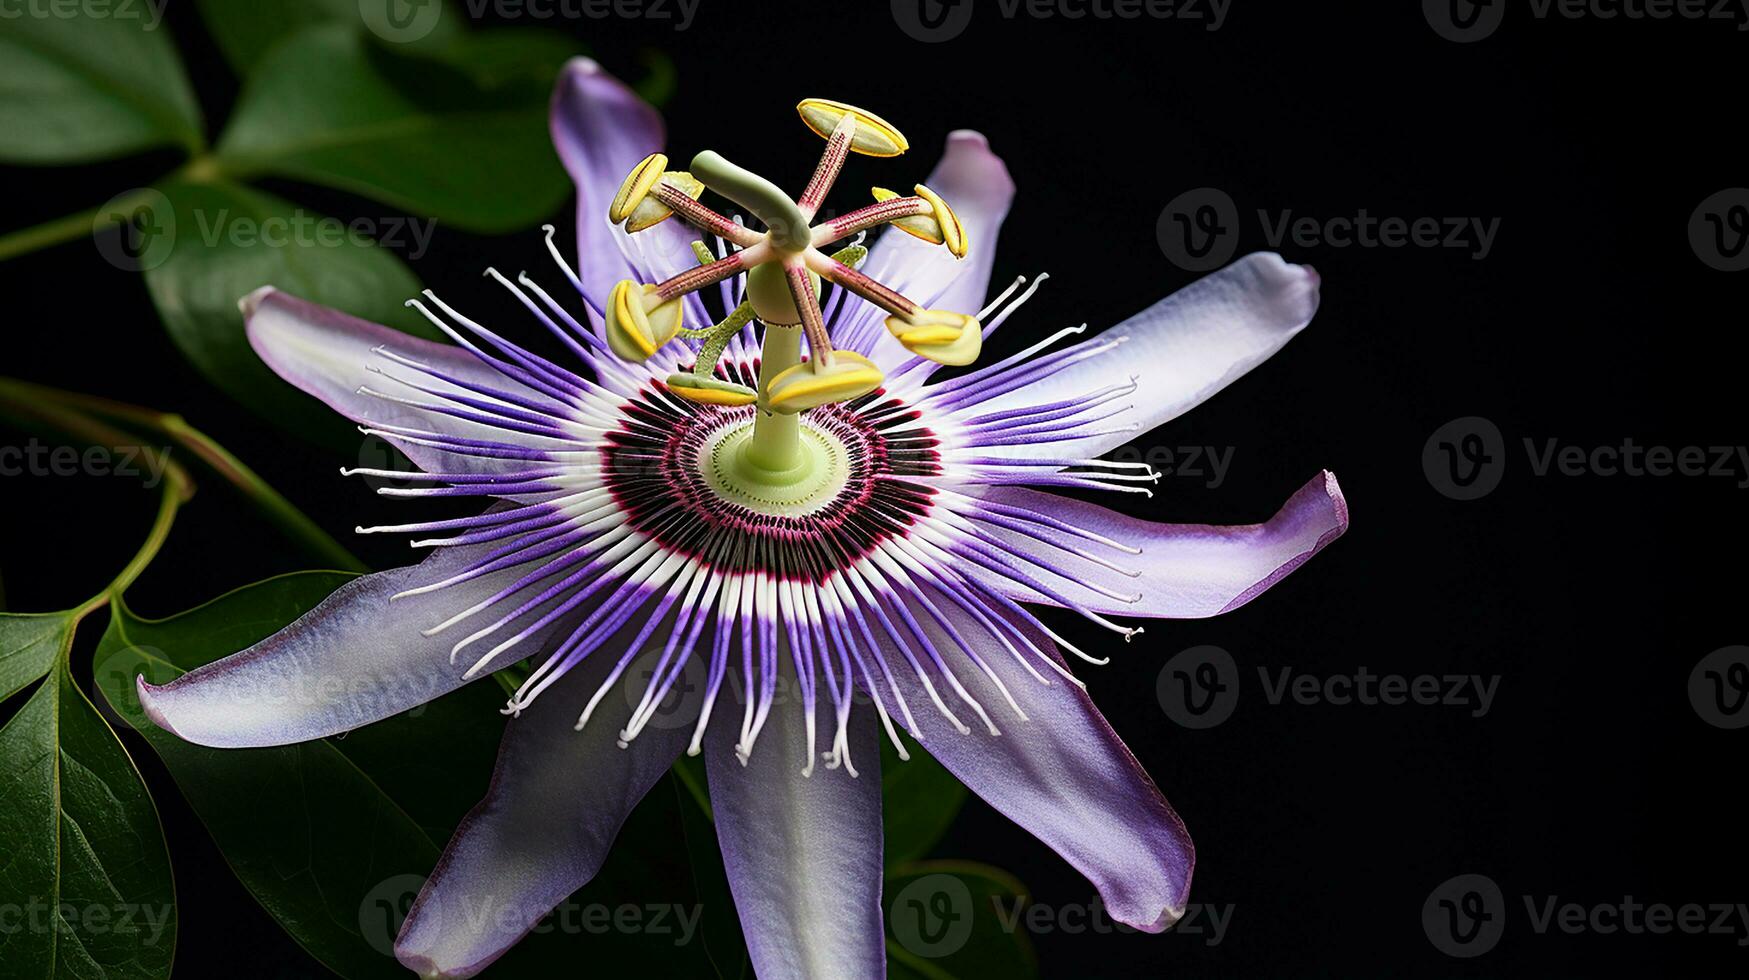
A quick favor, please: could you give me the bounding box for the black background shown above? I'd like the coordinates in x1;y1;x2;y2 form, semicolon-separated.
3;1;1745;976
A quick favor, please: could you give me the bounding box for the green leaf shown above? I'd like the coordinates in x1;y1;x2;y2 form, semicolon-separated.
882;733;968;867
93;573;448;980
0;659;177;979
92;571;718;977
214;24;574;233
195;0;464;75
0;9;202;163
140;176;437;449
89;573;504;840
885;861;1038;980
672;761;750;979
0;612;73;704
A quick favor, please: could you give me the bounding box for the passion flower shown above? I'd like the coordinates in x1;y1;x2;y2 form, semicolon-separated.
137;59;1347;980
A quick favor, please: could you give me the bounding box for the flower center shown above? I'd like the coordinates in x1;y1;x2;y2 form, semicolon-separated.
599;370;940;580
700;421;850;517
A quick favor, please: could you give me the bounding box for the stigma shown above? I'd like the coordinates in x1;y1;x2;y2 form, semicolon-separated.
601;99;987;415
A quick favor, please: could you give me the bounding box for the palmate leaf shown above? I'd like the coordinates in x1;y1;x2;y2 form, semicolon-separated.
138;176;438;450
194;0;465;75
214;23;574;233
0;612;74;704
94;571;716;978
0;655;177;980
0;6;202;163
92;572;451;980
4;10;582;452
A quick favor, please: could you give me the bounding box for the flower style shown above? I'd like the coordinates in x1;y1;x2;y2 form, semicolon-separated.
135;59;1348;980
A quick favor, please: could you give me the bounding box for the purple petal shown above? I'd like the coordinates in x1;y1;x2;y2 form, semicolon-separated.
137;543;557;747
850;131;1016;368
704;692;885;980
550;58;699;318
967;470;1349;617
864;595;1193;931
395;633;691;980
244;288;569;475
955;253;1320;460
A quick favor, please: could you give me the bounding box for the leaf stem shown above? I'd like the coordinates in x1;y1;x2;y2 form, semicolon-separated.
72;471;188;622
0;192;144;263
0;378;367;573
0;158;227;263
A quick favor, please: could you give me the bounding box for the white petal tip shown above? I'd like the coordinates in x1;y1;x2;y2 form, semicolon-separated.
237;286;278;320
135;675;178;737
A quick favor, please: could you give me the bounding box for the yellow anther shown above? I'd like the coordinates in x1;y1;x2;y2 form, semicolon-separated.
764;352;884;414
885;310;982;366
914;184;967;259
606;279;683;363
872;186;945;246
625;171;704;233
666;373;758;407
609;152;668;225
797;99;909;158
